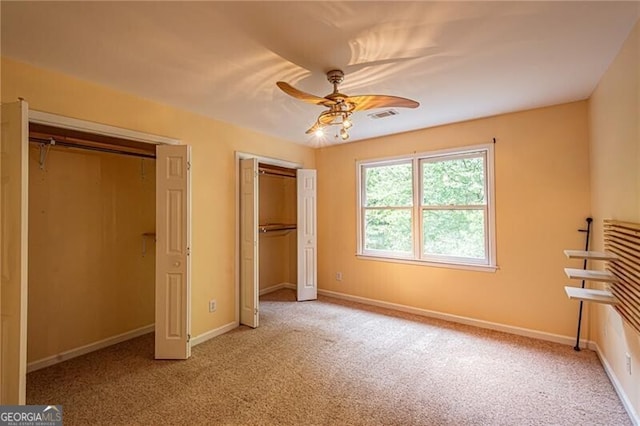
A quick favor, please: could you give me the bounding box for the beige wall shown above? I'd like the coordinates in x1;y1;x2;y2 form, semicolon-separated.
317;101;591;337
258;173;297;290
27;146;155;362
2;57;316;341
588;20;640;418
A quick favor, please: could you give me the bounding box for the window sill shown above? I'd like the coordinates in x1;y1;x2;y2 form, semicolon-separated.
356;254;498;273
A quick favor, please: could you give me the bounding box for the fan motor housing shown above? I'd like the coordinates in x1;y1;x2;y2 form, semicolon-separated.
327;69;345;85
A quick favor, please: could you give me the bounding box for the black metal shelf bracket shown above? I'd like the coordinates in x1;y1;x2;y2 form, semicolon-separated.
574;217;593;351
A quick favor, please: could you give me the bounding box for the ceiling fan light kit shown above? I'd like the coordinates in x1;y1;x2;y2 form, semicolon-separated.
276;69;419;142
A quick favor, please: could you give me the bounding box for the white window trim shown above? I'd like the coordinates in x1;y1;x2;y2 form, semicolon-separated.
356;143;497;272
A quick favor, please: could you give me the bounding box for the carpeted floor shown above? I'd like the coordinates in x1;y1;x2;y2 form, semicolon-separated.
27;289;631;425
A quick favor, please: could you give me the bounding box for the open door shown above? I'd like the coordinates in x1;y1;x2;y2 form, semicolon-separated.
0;100;29;404
239;158;259;327
155;144;191;359
297;169;317;301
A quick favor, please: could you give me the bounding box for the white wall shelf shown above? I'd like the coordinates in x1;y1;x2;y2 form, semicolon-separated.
564;249;619;261
564;286;617;305
258;223;297;233
564;267;618;283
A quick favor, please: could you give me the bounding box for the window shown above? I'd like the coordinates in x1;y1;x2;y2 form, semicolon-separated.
358;144;495;269
362;160;413;257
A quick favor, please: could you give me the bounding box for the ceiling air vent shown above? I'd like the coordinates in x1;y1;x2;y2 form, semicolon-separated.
367;109;399;120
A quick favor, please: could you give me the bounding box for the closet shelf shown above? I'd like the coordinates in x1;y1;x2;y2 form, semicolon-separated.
564;286;617;305
258;223;296;233
564;250;619;261
564;267;618;283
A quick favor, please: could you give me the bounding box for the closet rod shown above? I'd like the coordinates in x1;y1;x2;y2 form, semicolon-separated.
29;137;156;159
258;169;296;179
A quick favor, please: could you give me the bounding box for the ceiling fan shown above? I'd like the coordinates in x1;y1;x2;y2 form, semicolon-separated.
276;69;419;141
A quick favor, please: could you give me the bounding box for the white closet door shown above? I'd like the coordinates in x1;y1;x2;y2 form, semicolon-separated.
0;100;29;404
240;158;259;327
297;169;317;301
155;144;191;359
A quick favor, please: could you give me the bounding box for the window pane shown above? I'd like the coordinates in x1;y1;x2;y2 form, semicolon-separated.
364;209;412;254
423;209;485;259
364;162;412;207
422;156;485;205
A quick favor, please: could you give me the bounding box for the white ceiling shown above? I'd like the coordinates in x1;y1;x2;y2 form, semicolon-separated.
2;1;639;146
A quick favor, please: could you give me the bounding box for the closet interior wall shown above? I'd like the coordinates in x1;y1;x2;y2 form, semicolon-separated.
27;130;156;364
258;164;297;292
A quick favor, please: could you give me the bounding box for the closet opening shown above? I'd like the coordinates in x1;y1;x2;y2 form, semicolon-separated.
238;154;317;329
26;123;157;378
3;102;190;403
258;162;298;296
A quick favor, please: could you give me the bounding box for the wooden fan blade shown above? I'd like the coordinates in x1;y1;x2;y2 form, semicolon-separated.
318;111;340;125
346;95;419;111
304;112;340;134
305;122;321;134
276;82;336;107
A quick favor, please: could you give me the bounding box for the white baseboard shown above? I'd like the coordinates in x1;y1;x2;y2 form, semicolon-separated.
27;324;155;373
259;282;296;296
318;289;590;347
592;342;639;425
190;321;238;347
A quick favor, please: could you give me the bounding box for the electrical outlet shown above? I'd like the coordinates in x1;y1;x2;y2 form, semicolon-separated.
209;299;217;313
626;353;632;375
335;272;343;281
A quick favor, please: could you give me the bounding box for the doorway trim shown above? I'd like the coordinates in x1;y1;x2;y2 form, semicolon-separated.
29;110;180;145
234;152;302;325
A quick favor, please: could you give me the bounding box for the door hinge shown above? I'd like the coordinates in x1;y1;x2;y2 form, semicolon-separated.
254;308;259;315
186;247;191;256
187;161;191;171
187;334;191;342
